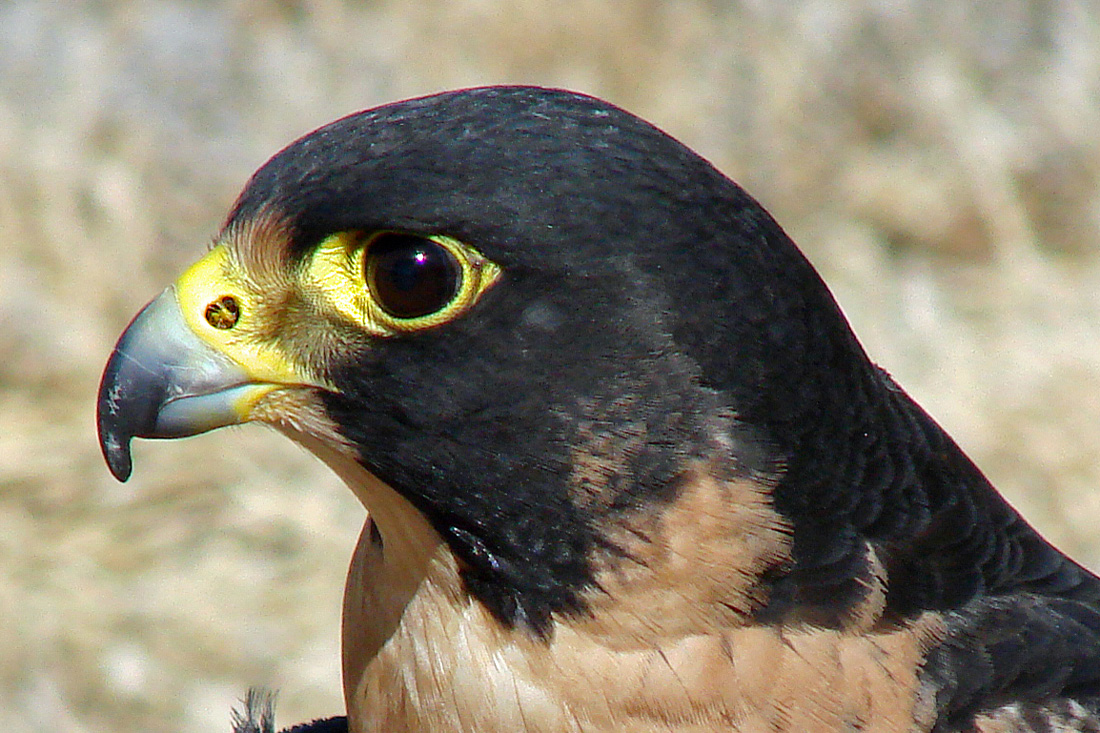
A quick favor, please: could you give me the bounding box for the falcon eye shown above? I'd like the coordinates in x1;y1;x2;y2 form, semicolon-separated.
364;233;461;319
306;230;499;334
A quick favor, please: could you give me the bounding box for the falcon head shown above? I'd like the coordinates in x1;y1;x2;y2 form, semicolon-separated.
98;85;851;631
97;87;1100;731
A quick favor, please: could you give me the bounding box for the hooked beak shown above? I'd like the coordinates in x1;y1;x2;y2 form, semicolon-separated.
96;286;277;482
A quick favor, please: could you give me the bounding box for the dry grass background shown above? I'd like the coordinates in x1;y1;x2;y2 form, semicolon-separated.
3;0;1100;730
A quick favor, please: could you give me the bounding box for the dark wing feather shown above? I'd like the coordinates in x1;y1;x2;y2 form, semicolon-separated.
924;595;1100;730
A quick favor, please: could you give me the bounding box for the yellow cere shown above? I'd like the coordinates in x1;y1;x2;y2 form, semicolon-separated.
229;382;284;421
306;231;501;335
175;244;307;386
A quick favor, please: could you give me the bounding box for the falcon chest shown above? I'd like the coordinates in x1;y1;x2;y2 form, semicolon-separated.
337;462;944;733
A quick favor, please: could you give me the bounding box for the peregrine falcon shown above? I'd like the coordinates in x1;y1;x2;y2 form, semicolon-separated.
97;86;1100;732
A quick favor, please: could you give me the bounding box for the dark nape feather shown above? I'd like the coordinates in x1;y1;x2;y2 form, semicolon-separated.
230;688;347;733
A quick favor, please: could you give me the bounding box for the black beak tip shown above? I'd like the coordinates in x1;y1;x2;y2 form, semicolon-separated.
102;433;134;483
96;349;136;483
97;400;134;483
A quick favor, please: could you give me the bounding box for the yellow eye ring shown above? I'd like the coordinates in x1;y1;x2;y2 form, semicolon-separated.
306;230;501;336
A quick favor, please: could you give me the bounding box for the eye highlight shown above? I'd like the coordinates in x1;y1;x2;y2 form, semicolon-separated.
365;233;461;319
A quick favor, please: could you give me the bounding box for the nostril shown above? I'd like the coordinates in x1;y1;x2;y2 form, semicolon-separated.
205;296;240;329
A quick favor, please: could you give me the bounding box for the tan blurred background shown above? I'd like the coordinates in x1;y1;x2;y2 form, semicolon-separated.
3;1;1100;730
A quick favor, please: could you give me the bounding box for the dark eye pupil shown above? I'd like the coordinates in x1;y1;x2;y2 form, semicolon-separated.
365;234;461;319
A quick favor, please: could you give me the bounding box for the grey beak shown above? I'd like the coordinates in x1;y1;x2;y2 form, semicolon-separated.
96;287;258;481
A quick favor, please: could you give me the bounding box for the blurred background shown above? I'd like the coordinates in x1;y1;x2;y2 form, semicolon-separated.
3;0;1100;730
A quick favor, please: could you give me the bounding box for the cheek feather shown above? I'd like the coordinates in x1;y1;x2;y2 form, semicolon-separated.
222;206;297;290
248;386;354;456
